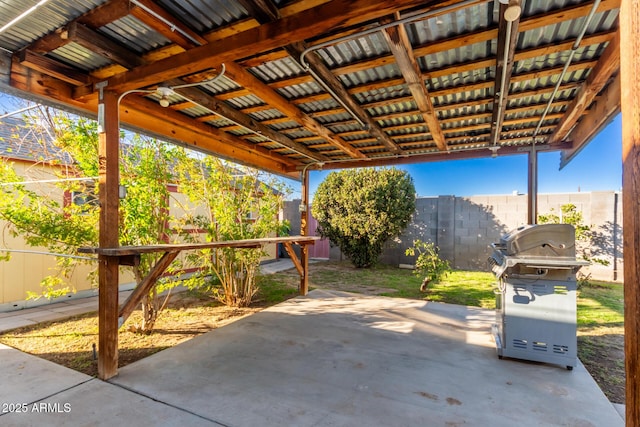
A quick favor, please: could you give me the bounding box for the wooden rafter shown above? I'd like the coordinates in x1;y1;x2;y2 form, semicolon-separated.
284;66;586;111
18;50;90;86
237;0;375;158
550;30;620;145
383;18;447;151
2;0;620;170
560;72;621;168
20;0;131;55
119;95;299;175
128;0;207;49
67;23;145;69
240;0;618;91
259;84;577;149
168;83;330;162
237;0;281;23
223;61;366;159
285;141;573;172
285;42;402;154
89;0;434;95
325;31;614;82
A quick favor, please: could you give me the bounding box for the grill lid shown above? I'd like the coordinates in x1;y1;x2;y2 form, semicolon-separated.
488;224;589;278
497;224;577;258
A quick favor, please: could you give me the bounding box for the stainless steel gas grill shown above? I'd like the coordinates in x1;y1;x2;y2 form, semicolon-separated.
488;224;588;370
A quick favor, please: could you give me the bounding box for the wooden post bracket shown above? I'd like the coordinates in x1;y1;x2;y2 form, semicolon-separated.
118;251;179;326
282;241;304;277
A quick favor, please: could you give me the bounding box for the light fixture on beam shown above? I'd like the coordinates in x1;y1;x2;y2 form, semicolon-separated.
157;87;174;108
489;146;501;158
155;64;226;108
503;0;521;22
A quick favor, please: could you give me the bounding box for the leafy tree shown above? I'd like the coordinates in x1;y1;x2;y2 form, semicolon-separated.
1;109;289;323
538;203;610;281
0;112;183;332
173;153;290;307
312;168;416;268
0;114;99;298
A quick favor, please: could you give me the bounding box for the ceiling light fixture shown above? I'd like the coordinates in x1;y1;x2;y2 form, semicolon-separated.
156;87;174;108
154;64;226;108
504;0;522;22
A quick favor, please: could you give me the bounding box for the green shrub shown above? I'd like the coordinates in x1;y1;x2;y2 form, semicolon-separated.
405;240;451;291
312;168;415;268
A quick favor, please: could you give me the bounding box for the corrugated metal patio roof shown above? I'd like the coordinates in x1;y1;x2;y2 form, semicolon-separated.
0;0;621;178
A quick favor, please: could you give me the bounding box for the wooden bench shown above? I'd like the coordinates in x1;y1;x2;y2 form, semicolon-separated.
79;235;319;326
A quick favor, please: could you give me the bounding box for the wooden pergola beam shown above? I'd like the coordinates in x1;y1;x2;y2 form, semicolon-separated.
560;72;620;168
20;0;131;55
170;84;329;162
549;30;620;145
287;141;572;172
237;0;281;23
129;0;207;49
319;30;615;81
383;17;447;151
67;23;146;69
5;59;301;177
119;95;300;176
285;42;403;154
621;1;640;423
277;0;614;80
223;61;366;159
18;50;90;86
284;65;587;111
27;0;613;93
412;0;619;60
91;0;432;95
360;82;577;113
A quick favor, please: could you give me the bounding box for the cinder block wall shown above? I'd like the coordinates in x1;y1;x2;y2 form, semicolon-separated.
286;191;623;282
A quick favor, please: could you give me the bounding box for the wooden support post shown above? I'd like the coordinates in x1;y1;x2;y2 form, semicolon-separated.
621;1;640;424
527;147;538;224
97;87;120;380
299;169;310;295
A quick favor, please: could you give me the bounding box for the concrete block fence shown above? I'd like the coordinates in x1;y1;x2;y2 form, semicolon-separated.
284;191;622;282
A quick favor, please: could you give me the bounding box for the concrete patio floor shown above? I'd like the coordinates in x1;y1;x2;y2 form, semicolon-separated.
0;289;623;426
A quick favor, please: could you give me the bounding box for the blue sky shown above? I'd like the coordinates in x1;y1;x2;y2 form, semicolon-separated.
291;114;622;200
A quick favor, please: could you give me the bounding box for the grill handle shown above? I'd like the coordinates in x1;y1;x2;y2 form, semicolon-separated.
508;268;549;280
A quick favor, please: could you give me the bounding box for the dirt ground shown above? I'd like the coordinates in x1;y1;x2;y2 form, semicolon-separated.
0;292;263;378
577;328;625;404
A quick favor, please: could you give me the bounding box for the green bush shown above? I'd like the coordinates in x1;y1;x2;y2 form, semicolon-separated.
312;168;416;268
405;240;451;291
